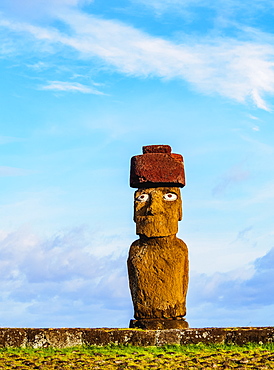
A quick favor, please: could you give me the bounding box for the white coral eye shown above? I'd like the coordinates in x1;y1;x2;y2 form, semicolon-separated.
163;193;177;201
136;193;149;202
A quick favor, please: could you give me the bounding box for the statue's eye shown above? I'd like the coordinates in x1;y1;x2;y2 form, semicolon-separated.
163;193;177;201
136;193;149;202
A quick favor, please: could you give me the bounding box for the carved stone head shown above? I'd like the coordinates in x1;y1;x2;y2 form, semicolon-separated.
134;187;182;237
130;145;185;238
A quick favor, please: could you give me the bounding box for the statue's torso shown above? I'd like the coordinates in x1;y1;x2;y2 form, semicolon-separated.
127;235;188;319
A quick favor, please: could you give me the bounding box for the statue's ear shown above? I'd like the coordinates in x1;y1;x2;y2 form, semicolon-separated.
178;202;182;221
133;190;138;223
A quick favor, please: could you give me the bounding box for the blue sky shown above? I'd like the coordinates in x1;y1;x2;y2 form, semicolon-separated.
1;0;274;328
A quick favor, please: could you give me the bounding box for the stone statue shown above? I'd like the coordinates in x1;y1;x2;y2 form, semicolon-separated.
128;145;189;329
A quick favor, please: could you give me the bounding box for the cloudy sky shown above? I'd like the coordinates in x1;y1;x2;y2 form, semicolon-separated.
1;0;274;328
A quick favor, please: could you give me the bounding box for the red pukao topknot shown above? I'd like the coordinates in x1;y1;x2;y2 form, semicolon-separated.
130;145;185;188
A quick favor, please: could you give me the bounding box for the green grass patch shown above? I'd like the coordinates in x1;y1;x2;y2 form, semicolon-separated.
0;343;274;369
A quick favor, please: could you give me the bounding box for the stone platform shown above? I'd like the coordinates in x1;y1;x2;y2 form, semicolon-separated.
0;327;273;348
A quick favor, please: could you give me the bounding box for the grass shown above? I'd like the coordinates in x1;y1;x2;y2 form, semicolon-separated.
0;343;274;368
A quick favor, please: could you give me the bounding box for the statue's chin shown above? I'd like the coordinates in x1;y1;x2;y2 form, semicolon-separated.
135;215;178;238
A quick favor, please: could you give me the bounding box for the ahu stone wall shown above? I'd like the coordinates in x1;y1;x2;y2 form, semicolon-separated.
0;327;273;348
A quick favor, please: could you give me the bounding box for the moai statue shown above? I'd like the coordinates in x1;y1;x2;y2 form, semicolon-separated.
127;145;189;330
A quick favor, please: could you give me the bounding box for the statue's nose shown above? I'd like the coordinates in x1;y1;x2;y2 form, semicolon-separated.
145;195;163;215
145;205;154;215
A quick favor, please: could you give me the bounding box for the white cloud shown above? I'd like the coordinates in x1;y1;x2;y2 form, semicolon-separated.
1;7;274;109
27;61;49;70
0;227;132;327
0;166;31;176
132;0;274;15
186;246;274;327
40;80;105;94
212;163;250;196
189;246;274;310
0;11;274;110
0;0;94;21
248;114;259;120
0;135;23;144
132;0;210;16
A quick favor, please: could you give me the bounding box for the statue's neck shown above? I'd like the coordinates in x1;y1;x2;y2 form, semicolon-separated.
139;234;177;242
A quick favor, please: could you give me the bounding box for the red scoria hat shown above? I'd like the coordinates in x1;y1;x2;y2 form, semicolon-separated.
130;145;185;188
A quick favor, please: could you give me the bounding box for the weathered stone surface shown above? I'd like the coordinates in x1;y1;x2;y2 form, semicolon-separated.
130;318;189;330
82;328;111;346
143;145;171;154
0;327;273;347
225;327;274;345
129;329;157;346
156;328;183;345
128;235;188;319
40;328;82;348
0;328;27;347
134;187;182;237
180;328;227;345
26;329;51;348
130;145;185;188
